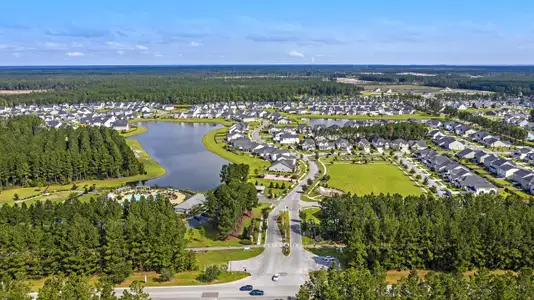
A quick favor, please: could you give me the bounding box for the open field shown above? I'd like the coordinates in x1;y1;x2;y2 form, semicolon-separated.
327;163;423;196
0;89;47;95
0;139;165;205
302;207;321;224
202;127;269;175
130;117;234;126
119;125;148;137
294;112;444;120
359;84;493;95
186;222;246;248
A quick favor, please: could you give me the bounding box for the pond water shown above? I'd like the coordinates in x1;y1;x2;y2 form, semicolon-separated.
302;118;351;127
130;122;228;191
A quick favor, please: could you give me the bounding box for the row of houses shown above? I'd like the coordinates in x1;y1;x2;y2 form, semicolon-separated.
300;136;427;153
428;120;512;148
228;137;297;173
415;149;497;195
457;148;534;195
0;101;171;131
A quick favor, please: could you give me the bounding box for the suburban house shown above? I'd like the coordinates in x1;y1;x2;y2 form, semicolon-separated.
455;148;476;160
174;194;206;214
390;139;409;152
335;138;352;151
112;120;130;131
300;139;316;151
409;140;427;151
279;134;300;144
357;138;371;153
268;159;296;173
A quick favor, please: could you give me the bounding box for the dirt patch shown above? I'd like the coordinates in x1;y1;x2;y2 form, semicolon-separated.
0;90;47;95
263;174;293;182
317;186;344;197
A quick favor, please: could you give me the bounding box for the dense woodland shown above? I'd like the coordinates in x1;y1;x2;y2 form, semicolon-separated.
319;193;534;272
0;77;363;106
0;196;196;282
0;116;144;187
298;267;534;299
443;106;528;141
315;122;428;141
206;164;258;239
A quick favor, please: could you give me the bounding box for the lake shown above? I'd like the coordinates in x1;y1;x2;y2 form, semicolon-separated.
130;122;228;191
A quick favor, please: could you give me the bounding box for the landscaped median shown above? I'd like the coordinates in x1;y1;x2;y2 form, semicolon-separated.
277;210;291;256
119;125;148;137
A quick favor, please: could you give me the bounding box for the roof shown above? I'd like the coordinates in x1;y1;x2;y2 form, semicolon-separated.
175;194;206;211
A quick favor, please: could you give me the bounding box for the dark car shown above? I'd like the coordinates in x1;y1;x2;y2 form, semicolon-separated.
239;285;253;291
250;289;265;296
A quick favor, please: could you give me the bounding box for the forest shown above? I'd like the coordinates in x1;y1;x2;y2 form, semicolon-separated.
315;122;429;141
0;195;196;283
443;106;528;142
206;164;259;239
0;116;144;187
298;267;534;299
0;76;363;106
319;193;534;272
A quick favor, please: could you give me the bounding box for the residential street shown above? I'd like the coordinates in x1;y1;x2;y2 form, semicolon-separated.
395;151;449;197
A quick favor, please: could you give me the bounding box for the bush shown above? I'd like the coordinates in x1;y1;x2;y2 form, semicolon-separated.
240;239;253;245
198;265;221;283
158;267;175;282
13;193;19;201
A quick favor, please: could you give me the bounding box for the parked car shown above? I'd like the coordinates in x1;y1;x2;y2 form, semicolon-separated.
250;289;265;296
239;285;253;291
272;273;280;281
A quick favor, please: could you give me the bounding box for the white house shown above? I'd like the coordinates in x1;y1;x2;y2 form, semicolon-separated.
279;134;300;145
268;159;296;173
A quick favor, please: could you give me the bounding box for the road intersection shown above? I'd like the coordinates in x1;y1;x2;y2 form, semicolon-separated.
120;156;328;299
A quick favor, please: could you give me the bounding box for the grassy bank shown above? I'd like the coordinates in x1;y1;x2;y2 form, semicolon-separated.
0;140;165;205
119;125;148;137
202;127;269;175
130;117;234;126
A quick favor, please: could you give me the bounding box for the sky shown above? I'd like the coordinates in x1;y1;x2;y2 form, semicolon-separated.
1;0;534;65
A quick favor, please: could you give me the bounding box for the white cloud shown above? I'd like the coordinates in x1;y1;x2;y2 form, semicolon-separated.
107;41;122;47
66;52;84;57
136;45;148;50
288;50;304;57
116;50;125;55
189;41;201;47
154;52;162;57
140;51;150;55
12;52;22;57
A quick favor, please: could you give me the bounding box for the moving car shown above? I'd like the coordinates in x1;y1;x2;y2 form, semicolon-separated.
250;289;265;296
239;285;253;291
272;273;280;281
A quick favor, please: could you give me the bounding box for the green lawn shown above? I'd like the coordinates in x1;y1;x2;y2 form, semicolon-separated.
0;139;165;205
196;248;264;268
202;128;269;175
186;223;246;248
303;207;322;224
119;125;148;137
327;163;423;196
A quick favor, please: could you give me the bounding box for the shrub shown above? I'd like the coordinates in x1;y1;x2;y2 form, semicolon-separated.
240;239;253;245
158;267;175;282
198;265;221;282
108;261;133;284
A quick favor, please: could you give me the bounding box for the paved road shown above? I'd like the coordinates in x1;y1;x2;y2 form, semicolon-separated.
395;152;449;197
112;156;326;299
251;120;268;144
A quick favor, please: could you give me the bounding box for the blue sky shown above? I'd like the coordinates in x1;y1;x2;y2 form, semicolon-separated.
1;0;533;65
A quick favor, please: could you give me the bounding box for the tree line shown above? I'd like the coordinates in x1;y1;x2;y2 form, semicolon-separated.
315;122;428;141
319;193;534;272
298;267;534;299
0;116;144;188
206;164;259;239
0;77;363;106
0;195;196;283
443;106;528;142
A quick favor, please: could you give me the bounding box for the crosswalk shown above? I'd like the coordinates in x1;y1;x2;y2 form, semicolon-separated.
265;242;304;249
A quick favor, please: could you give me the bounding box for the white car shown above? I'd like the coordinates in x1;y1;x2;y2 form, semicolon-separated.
272;273;280;281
